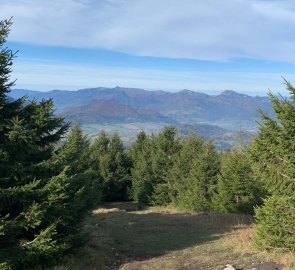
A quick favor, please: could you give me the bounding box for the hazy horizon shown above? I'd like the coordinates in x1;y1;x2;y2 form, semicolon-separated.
11;86;272;97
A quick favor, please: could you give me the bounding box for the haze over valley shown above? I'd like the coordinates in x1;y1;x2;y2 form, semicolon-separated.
10;87;272;148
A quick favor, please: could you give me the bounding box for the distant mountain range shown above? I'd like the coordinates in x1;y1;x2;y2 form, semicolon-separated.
10;87;272;129
9;87;273;149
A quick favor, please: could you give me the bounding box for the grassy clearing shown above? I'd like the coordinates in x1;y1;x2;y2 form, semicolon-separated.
223;225;295;269
54;203;293;270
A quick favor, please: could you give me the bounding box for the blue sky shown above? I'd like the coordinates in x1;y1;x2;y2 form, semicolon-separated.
2;0;295;95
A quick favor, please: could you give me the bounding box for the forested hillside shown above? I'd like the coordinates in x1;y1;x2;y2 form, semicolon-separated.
0;20;294;270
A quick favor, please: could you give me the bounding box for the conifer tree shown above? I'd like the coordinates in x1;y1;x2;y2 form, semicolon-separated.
90;130;110;179
107;133;131;201
249;80;295;250
129;131;154;204
90;131;130;201
130;131;153;205
170;134;220;211
128;130;147;163
129;128;180;206
190;141;220;210
54;125;91;174
182;141;220;211
255;195;295;250
169;134;203;208
48;126;101;244
150;127;180;205
0;19;75;269
213;149;263;214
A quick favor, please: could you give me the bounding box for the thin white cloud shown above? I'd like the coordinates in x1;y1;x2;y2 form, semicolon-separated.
1;0;295;61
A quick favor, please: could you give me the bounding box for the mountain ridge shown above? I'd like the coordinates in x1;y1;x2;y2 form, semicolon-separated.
9;86;269;149
10;86;273;131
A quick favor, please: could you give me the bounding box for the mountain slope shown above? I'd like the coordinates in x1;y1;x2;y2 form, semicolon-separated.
63;99;173;124
10;87;272;129
10;87;273;131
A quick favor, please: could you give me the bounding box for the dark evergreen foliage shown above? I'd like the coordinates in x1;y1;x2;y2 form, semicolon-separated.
170;135;220;211
90;131;131;201
213;149;263;214
249;80;295;251
48;125;101;246
149;127;180;205
0;20;98;269
255;195;295;250
129;127;180;206
129;131;154;205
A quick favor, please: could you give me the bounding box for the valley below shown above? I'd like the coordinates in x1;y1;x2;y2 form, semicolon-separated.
10;87;270;149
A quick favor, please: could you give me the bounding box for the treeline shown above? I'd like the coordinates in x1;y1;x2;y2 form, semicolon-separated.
0;19;294;269
128;127;263;213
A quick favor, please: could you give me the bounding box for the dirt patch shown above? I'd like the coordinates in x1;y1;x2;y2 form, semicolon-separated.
251;262;283;270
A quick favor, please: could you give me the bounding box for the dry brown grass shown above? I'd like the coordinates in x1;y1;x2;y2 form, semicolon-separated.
223;225;256;253
222;224;295;269
279;252;295;268
54;203;290;270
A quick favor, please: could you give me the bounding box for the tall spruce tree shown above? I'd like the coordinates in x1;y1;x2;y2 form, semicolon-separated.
132;140;155;204
0;19;74;269
150;127;180;205
107;133;131;201
187;141;220;211
129;131;154;205
169;134;204;209
0;20;100;269
90;131;130;201
181;140;220;211
249;80;295;250
213;149;263;214
168;134;220;211
129;127;180;206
